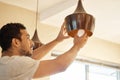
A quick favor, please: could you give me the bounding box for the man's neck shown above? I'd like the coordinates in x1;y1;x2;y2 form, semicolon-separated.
2;49;19;57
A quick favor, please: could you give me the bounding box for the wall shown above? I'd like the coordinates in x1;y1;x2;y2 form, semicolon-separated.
79;37;120;64
0;2;36;36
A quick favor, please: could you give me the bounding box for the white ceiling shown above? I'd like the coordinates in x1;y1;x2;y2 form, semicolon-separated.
0;0;120;44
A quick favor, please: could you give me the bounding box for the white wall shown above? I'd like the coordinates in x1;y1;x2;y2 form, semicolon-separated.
79;37;120;64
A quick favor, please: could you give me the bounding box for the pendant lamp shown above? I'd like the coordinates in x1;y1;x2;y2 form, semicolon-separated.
32;0;43;50
65;0;95;37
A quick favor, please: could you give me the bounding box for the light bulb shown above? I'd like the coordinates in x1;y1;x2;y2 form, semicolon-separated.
77;29;85;37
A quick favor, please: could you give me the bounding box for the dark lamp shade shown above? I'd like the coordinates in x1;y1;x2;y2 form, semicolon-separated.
65;13;95;37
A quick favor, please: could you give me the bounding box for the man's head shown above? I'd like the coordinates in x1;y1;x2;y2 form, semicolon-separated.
0;23;33;56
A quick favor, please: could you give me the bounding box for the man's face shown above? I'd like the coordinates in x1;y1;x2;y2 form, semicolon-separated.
19;29;33;57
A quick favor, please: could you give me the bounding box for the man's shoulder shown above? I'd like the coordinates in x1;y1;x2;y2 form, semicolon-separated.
0;56;35;64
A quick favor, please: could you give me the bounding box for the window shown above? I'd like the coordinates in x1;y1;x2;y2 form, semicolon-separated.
89;65;117;80
50;61;119;80
50;61;86;80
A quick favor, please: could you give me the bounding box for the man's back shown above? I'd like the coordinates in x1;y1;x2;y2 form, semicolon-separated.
0;56;39;80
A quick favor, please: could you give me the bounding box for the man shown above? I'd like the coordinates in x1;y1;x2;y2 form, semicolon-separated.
0;23;88;80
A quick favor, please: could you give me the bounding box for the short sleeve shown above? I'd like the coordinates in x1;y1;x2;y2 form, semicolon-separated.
9;56;40;80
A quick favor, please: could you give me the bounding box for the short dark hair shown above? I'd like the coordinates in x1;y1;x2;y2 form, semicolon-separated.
0;23;26;52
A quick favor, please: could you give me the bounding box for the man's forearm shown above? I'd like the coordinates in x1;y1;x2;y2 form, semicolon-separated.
32;39;61;60
54;45;80;69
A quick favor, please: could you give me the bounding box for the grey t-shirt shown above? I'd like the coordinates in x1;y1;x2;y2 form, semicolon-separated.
0;56;39;80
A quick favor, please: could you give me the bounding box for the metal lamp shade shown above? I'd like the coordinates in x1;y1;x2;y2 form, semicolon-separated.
65;13;95;37
31;0;43;50
32;29;43;50
65;0;95;37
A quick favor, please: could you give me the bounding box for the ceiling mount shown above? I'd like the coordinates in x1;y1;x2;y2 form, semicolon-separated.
74;0;86;13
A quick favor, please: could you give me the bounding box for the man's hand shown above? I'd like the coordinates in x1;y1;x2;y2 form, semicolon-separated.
73;30;88;49
55;22;70;42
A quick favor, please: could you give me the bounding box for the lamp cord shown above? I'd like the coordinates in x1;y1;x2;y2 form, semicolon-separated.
35;0;39;29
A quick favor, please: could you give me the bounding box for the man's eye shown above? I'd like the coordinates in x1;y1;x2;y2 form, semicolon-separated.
27;38;29;39
27;36;30;39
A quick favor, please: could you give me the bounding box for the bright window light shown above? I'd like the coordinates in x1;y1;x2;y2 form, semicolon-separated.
50;61;86;80
50;61;118;80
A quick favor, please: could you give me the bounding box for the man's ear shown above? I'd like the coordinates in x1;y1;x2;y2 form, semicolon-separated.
12;38;21;47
